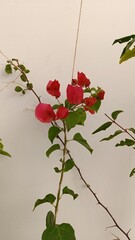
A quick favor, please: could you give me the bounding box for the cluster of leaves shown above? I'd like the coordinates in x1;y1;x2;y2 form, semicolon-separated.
93;110;135;176
113;34;135;63
5;59;33;95
0;139;11;157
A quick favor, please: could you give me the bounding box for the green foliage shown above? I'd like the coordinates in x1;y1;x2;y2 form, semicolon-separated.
90;99;101;113
48;126;62;144
62;186;78;200
73;132;93;154
25;69;30;74
54;167;61;173
128;128;135;134
0;139;11;157
46;211;55;227
64;159;75;172
100;130;123;142
42;223;76;240
26;83;33;90
111;110;123;120
33;194;56;211
18;64;26;71
130;168;135;177
54;159;75;173
52;104;61;110
92;122;112;134
113;34;135;45
20;74;27;82
0;149;11;157
15;86;23;92
65;108;86;131
65;99;74;110
115;139;135;148
5;64;12;74
46;144;60;157
119;48;135;64
113;34;135;63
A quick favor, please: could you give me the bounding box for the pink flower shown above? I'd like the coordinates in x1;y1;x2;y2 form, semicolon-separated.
66;84;83;105
56;106;69;120
97;90;105;100
35;103;56;123
46;80;61;98
77;72;90;87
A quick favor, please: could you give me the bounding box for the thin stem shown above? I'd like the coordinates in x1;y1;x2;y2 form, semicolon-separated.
71;0;83;81
54;121;67;224
74;164;131;240
0;52;41;103
9;59;41;103
105;113;135;141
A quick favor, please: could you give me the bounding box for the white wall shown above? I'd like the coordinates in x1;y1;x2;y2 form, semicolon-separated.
0;1;135;239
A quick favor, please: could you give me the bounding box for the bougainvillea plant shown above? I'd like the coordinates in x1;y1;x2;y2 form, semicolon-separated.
1;32;135;239
1;53;134;240
3;59;106;239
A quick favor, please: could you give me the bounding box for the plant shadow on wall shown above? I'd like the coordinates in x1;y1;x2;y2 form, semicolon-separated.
0;34;135;240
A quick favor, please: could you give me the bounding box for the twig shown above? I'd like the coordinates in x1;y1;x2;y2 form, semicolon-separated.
105;113;135;141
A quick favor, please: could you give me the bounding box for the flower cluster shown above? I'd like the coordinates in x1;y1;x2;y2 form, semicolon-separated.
35;72;105;123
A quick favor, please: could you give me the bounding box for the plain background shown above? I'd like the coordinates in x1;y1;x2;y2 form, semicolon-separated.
0;1;135;239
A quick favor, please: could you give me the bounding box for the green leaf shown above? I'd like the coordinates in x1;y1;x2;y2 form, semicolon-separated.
75;108;86;125
130;168;135;177
73;132;93;154
65;112;78;131
42;223;76;240
119;48;135;64
22;89;26;94
48;126;62;144
65;109;86;131
15;86;23;92
46;144;60;158
100;130;123;142
64;159;75;172
5;64;12;74
62;186;78;200
0;142;4;149
52;104;61;110
33;194;56;211
19;64;26;71
120;38;135;58
25;69;30;74
0;149;11;157
46;211;55;227
115;139;135;147
54;167;61;173
128;128;135;134
90;99;101;112
20;74;27;82
111;110;123;120
113;35;135;45
26;83;33;90
92;121;112;134
65;99;74;110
